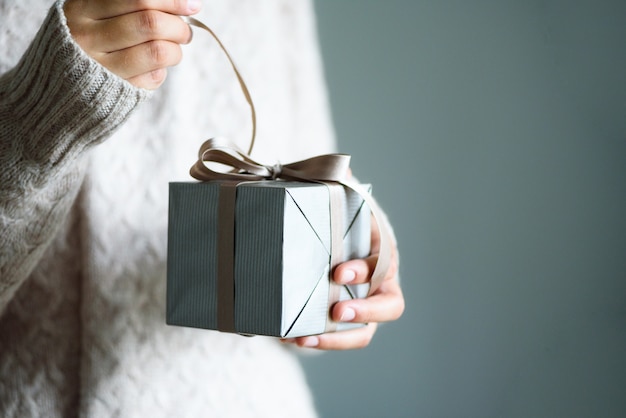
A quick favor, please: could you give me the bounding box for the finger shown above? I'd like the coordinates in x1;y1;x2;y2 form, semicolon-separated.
333;255;377;285
333;251;398;285
332;279;405;323
294;323;378;350
88;11;193;53
99;40;183;80
126;68;169;90
80;0;202;20
370;214;381;253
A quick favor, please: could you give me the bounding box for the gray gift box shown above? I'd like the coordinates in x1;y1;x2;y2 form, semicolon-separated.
166;180;371;337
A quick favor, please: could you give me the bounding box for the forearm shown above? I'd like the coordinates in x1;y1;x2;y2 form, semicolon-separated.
0;1;147;311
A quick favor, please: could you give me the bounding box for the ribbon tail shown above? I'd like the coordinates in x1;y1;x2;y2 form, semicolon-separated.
340;181;392;296
183;17;257;155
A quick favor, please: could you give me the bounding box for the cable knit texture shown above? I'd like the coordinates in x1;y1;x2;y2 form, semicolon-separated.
0;1;336;416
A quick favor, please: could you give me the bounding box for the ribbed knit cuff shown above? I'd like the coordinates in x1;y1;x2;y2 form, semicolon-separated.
0;1;150;172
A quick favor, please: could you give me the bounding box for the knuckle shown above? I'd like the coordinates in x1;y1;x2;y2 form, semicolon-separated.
138;10;161;34
146;40;169;67
149;68;168;85
145;41;182;69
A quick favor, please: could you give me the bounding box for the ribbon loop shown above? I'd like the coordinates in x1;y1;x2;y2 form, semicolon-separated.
183;17;257;154
190;138;352;184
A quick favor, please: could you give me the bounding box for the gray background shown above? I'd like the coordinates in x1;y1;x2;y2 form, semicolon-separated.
301;1;626;417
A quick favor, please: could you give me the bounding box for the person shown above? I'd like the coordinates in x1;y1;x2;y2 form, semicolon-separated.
0;0;404;416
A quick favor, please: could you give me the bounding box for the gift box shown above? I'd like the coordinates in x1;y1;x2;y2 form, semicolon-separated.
166;180;372;337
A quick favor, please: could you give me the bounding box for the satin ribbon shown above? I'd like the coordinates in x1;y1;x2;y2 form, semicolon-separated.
184;18;392;334
183;17;256;154
190;137;351;183
190;138;392;333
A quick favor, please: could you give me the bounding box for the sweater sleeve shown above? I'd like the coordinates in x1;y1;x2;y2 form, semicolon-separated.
0;1;149;312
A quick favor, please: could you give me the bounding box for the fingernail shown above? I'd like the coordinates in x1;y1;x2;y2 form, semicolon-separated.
340;307;356;322
187;0;202;13
186;26;194;44
302;336;319;347
338;269;356;284
280;338;296;343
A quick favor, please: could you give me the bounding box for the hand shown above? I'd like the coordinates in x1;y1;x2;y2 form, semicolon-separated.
63;0;202;89
284;216;404;350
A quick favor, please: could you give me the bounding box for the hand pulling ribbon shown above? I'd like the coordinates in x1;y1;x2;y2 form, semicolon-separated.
184;17;392;334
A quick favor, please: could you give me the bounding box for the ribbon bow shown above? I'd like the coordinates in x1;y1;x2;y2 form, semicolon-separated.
190;137;351;184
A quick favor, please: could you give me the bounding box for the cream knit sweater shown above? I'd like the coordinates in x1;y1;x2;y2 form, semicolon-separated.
0;1;337;416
